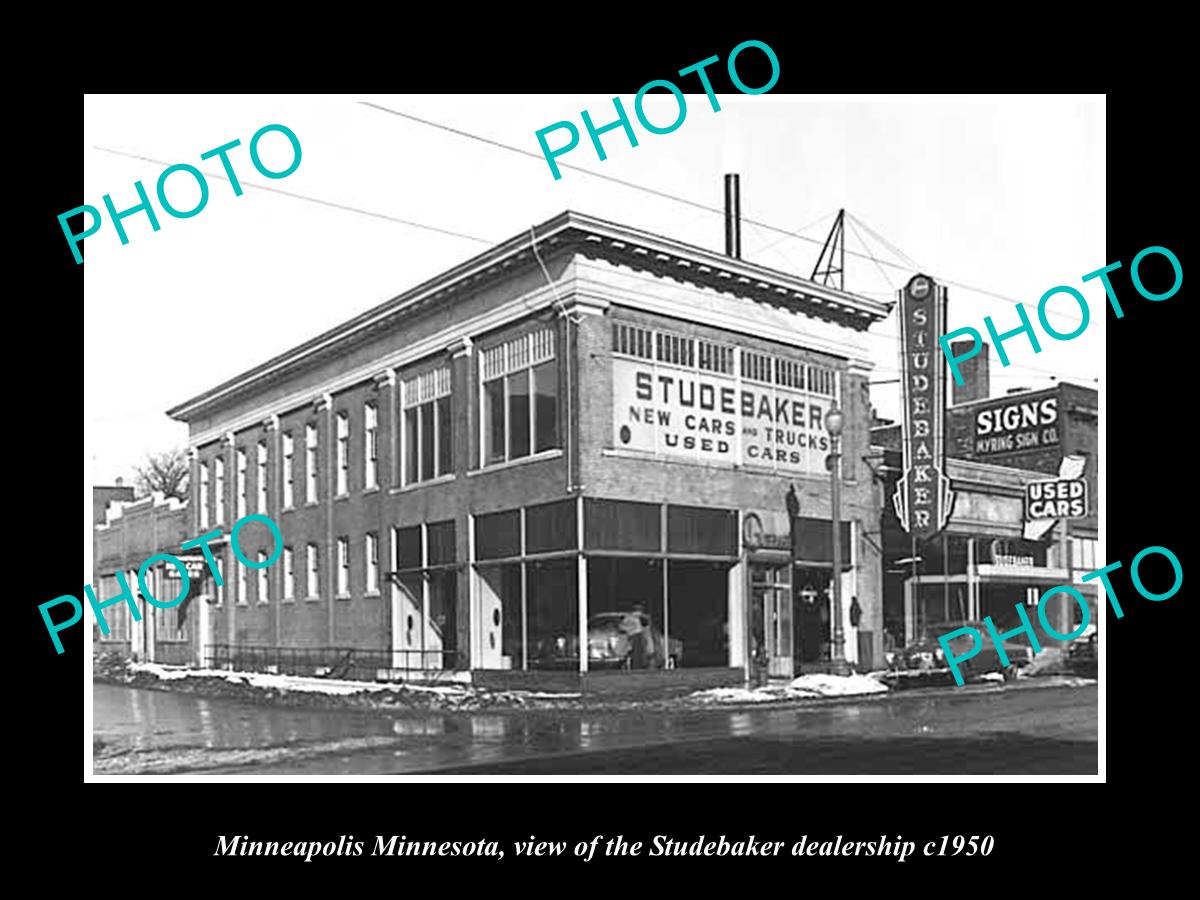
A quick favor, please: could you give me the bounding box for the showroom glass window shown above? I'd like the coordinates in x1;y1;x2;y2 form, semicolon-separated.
480;328;558;466
402;367;452;485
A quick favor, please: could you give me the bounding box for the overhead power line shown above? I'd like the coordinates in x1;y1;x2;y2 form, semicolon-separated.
358;101;1086;323
92;145;494;245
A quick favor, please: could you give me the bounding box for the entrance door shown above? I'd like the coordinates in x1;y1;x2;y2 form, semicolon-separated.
750;563;794;679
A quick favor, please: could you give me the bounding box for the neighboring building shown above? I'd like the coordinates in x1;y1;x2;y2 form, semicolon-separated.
166;210;893;684
93;481;135;525
92;492;193;662
872;380;1099;650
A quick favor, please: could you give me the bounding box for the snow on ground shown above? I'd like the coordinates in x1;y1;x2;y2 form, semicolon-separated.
788;673;890;696
125;662;583;701
689;673;890;704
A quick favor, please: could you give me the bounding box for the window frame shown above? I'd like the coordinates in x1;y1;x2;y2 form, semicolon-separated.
401;367;453;486
305;424;318;504
365;532;379;595
236;559;248;607
199;460;211;529
479;329;558;468
336;536;351;598
256;440;268;513
236;446;247;519
256;551;269;605
214;455;226;524
336;411;350;496
282;432;295;509
283;546;295;602
364;401;378;490
305;542;319;600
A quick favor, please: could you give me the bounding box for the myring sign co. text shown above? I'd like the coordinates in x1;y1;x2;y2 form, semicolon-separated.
893;274;954;538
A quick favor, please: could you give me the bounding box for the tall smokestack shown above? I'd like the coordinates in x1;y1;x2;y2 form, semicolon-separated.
724;174;741;258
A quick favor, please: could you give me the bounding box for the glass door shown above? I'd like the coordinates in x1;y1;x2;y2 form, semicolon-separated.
750;562;794;680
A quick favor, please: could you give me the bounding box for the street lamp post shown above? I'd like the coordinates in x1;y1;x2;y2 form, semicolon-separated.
825;406;848;673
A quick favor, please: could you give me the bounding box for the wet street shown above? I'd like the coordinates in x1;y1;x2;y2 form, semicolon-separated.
93;678;1096;775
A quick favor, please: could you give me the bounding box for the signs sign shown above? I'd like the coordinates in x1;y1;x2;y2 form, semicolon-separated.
893;274;954;538
612;359;834;475
949;390;1060;460
1025;477;1088;520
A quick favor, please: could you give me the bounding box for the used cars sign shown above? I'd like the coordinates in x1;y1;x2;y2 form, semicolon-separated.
1025;477;1088;519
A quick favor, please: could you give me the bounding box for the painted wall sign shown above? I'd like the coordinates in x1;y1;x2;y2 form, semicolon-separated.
612;358;834;474
893;274;954;538
949;390;1060;459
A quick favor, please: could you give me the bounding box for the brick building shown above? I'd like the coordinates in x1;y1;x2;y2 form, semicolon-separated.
872;379;1099;650
92;491;194;663
166;211;893;684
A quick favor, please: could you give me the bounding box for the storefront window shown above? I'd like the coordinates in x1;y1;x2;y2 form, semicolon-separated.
527;559;577;669
667;505;737;556
526;499;576;554
669;561;730;667
475;510;520;561
584;499;660;552
589;557;665;669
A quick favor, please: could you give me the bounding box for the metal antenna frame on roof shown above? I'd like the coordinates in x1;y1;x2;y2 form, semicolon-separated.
811;209;846;291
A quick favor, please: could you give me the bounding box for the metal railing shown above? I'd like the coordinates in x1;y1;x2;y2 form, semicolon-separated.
205;644;463;681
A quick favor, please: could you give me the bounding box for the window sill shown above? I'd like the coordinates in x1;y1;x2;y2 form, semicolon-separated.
304;501;319;508
335;492;350;501
236;602;249;608
282;597;295;604
470;448;562;476
257;600;269;607
363;485;380;495
390;473;456;494
304;595;321;603
282;505;296;513
336;593;352;602
364;590;381;599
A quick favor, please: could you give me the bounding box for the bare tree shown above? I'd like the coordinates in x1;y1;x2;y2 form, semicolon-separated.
133;448;189;501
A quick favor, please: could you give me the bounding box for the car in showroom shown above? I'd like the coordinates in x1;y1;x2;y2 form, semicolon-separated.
533;611;683;670
888;620;1036;682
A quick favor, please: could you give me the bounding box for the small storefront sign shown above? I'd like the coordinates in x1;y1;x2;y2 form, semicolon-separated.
1025;477;1088;520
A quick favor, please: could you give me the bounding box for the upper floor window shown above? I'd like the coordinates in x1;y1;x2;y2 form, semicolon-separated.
282;432;295;508
480;329;558;466
336;412;349;496
364;402;379;489
256;440;268;513
305;424;318;502
236;447;248;519
199;461;210;529
214;456;226;523
402;367;452;485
